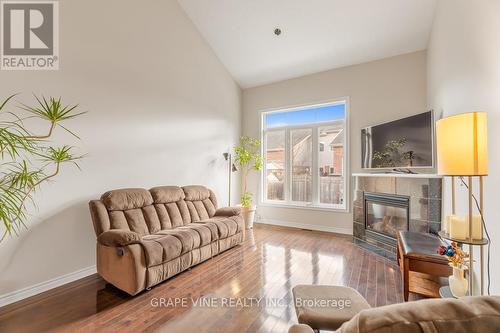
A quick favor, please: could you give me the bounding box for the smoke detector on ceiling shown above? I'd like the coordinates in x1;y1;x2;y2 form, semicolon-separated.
274;28;282;36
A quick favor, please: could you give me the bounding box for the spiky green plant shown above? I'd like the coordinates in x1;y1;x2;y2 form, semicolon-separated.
0;94;85;242
233;136;262;207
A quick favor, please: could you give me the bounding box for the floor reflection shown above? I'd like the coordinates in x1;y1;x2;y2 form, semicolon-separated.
0;225;404;333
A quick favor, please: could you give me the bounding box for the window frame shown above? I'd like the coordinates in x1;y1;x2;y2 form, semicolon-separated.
260;97;350;212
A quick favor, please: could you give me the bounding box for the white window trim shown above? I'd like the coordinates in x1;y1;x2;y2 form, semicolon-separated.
259;97;350;213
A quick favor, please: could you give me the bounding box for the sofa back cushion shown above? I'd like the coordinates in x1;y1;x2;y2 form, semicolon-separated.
101;188;153;211
100;188;161;235
182;185;217;221
89;185;219;236
150;186;191;228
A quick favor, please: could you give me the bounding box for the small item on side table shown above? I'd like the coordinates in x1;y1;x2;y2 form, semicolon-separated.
448;214;483;241
449;216;467;240
437;242;470;297
465;214;483;240
444;214;457;233
449;266;468;297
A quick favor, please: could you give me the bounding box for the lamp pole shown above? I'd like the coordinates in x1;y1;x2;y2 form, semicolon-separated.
223;153;231;206
480;176;484;295
223;152;234;206
467;176;473;296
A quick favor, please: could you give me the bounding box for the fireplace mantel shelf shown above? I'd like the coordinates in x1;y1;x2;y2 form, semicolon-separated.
352;173;442;179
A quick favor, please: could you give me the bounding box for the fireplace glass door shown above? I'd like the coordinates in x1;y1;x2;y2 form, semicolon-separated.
364;193;409;239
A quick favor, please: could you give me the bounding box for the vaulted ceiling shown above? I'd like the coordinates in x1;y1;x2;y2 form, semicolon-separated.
177;0;437;88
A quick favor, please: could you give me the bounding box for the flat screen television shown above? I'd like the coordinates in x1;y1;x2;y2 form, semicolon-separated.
361;111;434;169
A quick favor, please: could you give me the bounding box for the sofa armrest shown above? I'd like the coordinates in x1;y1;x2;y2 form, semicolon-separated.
97;230;141;247
214;206;241;217
288;324;314;333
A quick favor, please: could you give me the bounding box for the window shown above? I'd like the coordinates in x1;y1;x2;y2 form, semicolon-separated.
262;99;348;210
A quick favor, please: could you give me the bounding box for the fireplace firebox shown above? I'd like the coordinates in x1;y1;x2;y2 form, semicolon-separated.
364;192;409;245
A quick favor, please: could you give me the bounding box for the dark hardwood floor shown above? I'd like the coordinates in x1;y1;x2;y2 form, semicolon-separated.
0;224;417;333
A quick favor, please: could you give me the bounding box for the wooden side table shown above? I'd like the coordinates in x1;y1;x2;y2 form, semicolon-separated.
397;231;452;301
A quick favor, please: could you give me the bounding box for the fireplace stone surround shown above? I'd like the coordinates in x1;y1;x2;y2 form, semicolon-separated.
352;173;443;260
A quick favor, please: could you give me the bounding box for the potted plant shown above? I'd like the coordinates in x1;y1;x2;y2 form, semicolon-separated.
234;136;262;229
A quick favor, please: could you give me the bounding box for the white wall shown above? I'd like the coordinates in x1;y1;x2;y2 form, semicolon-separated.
0;0;241;297
427;0;500;295
243;51;428;233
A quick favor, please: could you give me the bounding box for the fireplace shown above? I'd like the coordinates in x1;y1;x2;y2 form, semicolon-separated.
352;174;443;260
364;192;409;243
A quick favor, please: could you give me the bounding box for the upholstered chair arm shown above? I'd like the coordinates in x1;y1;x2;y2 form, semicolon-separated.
97;230;142;247
214;206;241;217
288;324;314;333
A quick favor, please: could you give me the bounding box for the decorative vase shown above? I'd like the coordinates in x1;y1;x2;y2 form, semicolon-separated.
241;205;257;229
449;267;468;297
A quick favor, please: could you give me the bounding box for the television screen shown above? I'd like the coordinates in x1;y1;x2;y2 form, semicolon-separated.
361;111;434;169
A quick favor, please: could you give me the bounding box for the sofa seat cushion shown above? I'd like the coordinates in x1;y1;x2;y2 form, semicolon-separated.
155;228;200;252
197;216;243;239
140;234;183;267
177;223;218;246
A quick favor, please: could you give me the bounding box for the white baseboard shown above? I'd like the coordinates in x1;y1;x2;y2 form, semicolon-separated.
256;219;353;235
0;265;97;308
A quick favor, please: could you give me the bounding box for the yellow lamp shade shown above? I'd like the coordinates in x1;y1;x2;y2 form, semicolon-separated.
436;112;488;176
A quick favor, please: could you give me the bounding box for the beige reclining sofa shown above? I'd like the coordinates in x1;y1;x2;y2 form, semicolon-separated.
89;185;244;295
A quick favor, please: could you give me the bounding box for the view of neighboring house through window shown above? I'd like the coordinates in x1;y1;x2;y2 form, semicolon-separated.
262;100;347;209
265;130;285;201
291;128;312;202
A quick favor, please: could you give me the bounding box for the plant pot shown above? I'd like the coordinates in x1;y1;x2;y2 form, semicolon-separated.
449;266;468;297
241;205;257;229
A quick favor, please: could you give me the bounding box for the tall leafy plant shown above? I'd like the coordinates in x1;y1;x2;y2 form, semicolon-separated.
234;136;262;207
0;94;85;242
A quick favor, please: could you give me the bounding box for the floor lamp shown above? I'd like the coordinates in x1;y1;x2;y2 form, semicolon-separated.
436;112;489;296
223;152;238;206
